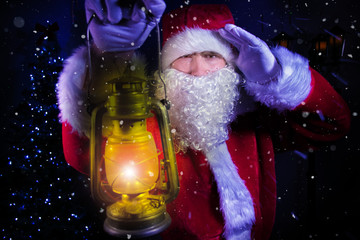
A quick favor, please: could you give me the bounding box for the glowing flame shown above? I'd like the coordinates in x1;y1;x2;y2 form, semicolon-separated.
124;166;136;179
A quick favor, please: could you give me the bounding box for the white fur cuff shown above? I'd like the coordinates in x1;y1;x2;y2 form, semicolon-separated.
57;46;90;136
244;46;312;111
57;46;148;137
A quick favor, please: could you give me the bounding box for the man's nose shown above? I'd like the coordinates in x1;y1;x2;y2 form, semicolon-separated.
190;55;210;76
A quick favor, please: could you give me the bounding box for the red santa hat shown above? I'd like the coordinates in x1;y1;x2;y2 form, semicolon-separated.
161;4;236;70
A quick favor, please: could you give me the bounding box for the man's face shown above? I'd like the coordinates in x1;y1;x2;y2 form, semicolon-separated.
171;51;227;76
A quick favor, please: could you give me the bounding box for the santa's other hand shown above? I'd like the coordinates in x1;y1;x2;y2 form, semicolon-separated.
218;24;281;84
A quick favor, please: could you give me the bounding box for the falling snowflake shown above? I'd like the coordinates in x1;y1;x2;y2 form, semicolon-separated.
13;16;25;28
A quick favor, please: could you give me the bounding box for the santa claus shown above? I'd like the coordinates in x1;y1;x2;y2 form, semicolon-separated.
57;1;351;240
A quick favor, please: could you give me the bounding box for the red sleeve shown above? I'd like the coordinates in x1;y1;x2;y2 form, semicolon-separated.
290;67;351;142
62;121;90;175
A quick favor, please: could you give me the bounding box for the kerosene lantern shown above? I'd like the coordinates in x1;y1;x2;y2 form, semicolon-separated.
89;66;179;238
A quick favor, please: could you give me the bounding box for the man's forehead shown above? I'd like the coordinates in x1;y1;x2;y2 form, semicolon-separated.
180;51;225;57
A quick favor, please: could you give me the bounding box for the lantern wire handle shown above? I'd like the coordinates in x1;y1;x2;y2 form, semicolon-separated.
86;14;96;114
156;22;163;77
155;22;170;109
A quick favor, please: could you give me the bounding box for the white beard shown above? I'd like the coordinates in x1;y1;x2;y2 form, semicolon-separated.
155;67;255;240
156;67;242;152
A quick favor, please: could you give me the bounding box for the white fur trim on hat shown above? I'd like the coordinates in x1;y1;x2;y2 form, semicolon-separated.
244;46;312;111
205;142;255;240
161;27;235;71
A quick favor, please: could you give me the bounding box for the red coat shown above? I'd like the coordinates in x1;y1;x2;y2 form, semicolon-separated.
61;68;350;240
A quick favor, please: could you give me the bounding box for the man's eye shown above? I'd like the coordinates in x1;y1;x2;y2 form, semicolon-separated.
206;54;217;58
202;52;221;59
181;54;192;58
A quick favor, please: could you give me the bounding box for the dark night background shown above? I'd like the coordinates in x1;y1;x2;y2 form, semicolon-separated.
0;0;359;239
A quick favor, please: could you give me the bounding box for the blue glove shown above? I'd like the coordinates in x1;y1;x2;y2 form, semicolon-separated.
85;0;166;52
219;24;281;84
